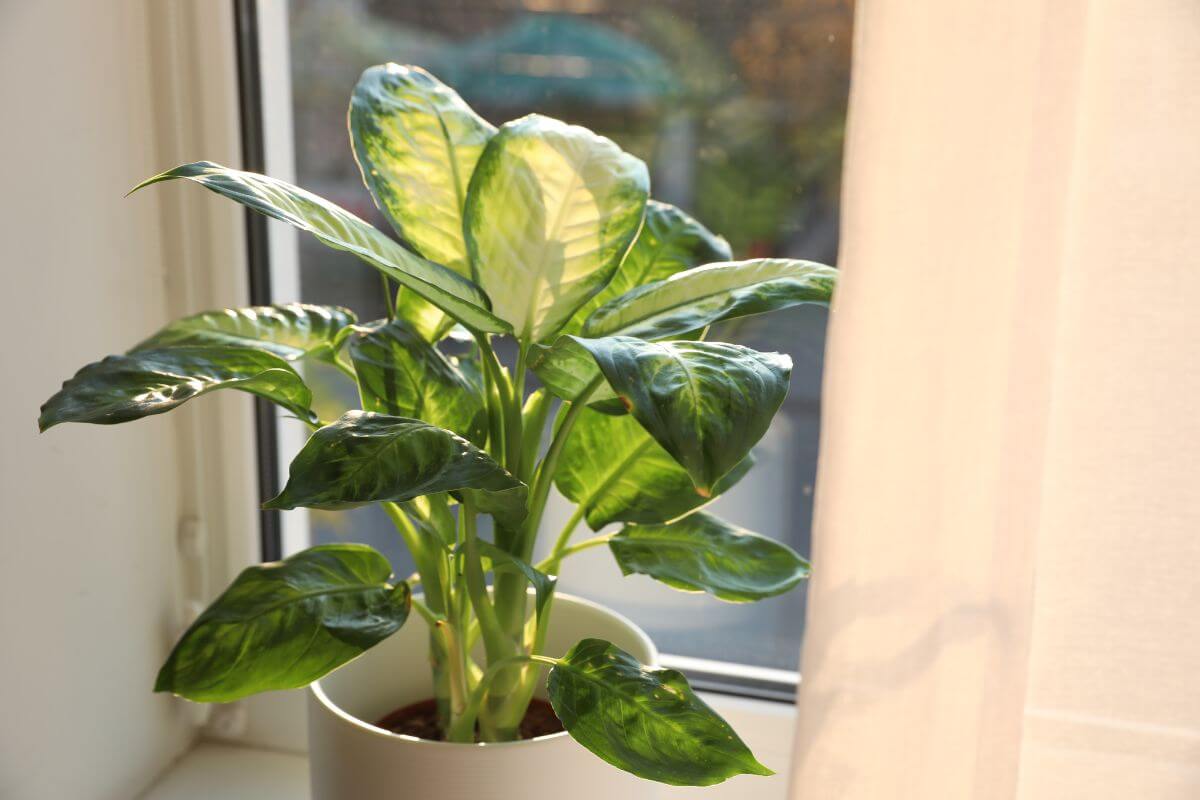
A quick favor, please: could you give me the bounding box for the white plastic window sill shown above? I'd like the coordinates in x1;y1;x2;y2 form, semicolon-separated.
141;694;795;800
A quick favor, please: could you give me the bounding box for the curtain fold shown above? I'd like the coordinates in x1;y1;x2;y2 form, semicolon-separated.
791;1;1200;797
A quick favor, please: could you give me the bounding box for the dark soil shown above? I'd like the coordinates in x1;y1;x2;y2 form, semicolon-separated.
374;697;564;741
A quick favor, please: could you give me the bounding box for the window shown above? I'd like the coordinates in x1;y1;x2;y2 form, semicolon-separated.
280;0;852;681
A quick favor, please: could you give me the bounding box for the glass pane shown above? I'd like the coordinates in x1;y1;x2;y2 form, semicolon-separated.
286;0;852;672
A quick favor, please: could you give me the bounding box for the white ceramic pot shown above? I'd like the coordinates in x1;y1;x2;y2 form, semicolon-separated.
309;592;661;800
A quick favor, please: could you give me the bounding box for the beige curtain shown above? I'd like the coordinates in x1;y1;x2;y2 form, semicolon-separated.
791;1;1200;798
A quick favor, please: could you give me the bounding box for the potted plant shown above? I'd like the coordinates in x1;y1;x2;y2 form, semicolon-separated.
38;64;835;796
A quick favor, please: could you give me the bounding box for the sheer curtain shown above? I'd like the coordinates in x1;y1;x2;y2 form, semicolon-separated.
791;1;1200;797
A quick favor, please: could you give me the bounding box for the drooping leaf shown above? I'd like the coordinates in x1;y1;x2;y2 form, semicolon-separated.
131;162;509;334
38;346;315;431
556;409;753;530
463;114;649;342
548;638;772;786
350;64;495;277
348;319;486;444
568;337;791;494
265;412;527;525
560;200;731;336
155;544;410;702
583;258;836;341
133;303;357;362
610;512;810;602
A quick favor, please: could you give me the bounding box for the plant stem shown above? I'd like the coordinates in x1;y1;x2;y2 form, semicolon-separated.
382;502;444;615
460;501;512;664
548;505;586;567
536;533;617;574
518;389;553;485
522;377;602;561
381;274;396;321
476;336;507;464
506;342;528;477
444;654;559;743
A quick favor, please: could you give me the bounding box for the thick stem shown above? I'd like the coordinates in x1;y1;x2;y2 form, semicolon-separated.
522;377;602;561
444;654;559;743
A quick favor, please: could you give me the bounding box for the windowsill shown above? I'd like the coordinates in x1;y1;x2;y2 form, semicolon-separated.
141;694;795;799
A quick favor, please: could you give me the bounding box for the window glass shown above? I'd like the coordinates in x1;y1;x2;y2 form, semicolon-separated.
287;0;852;671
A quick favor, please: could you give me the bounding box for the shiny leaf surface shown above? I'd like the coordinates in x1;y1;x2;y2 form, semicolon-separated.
583;258;836;340
464;115;649;341
610;512;810;602
556;409;753;530
155;544;409;702
548;638;772;786
350;64;494;277
38;346;315;431
561;200;730;336
266;412;527;525
132;162;509;334
568;337;791;493
134;303;356;362
348;319;485;444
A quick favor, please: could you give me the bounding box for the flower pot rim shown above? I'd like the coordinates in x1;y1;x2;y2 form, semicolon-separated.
309;590;657;749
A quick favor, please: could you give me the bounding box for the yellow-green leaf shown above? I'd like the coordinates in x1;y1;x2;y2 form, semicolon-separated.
463;115;649;342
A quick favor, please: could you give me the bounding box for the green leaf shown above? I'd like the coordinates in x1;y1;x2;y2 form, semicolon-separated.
348;319;486;444
560;200;731;336
548;638;772;786
568;337;791;494
38;346;315;431
463;115;649;342
610;512;810;602
132;162;510;335
266;412;527;525
155;544;410;702
556;409;753;531
133;303;357;362
583;258;836;341
350;64;495;278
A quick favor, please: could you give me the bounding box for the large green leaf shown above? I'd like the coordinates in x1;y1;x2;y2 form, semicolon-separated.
568;337;791;494
583;258;836;340
348;319;485;444
155;544;410;702
132;162;509;334
265;412;527;525
556;409;753;531
38;346;315;431
548;638;772;786
463;115;649;342
134;303;356;362
560;200;730;336
350;64;495;277
610;512;810;602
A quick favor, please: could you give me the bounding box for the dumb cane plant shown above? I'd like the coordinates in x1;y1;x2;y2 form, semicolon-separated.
38;65;835;787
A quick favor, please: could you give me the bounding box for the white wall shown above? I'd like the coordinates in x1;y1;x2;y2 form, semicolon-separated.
0;3;255;798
